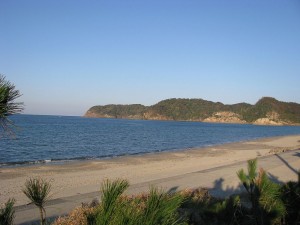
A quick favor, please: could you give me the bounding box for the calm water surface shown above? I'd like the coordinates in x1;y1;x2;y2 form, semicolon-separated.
1;115;300;166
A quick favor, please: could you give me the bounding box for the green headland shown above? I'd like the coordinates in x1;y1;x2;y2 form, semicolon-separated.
85;97;300;125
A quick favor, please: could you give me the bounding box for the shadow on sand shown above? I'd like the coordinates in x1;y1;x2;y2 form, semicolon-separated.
274;152;299;175
167;150;300;199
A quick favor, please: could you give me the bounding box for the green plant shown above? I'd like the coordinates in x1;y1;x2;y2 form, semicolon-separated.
100;178;129;225
280;170;300;224
0;74;23;135
237;159;285;225
23;177;52;225
136;187;184;225
88;179;129;225
179;188;212;224
0;198;15;225
206;195;244;225
88;179;185;225
180;188;246;225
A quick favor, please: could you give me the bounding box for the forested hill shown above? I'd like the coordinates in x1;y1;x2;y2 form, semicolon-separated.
84;97;300;125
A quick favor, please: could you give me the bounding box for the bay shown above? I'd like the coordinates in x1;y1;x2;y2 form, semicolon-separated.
1;114;300;166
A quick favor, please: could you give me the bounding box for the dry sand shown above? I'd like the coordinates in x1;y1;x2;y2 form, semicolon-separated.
1;135;300;224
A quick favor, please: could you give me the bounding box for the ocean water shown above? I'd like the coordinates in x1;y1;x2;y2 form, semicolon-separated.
1;114;300;167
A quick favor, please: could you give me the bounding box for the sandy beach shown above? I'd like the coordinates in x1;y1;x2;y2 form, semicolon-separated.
1;135;300;224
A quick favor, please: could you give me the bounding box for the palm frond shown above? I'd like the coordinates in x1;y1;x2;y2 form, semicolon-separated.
23;177;52;208
0;75;23;136
23;177;52;225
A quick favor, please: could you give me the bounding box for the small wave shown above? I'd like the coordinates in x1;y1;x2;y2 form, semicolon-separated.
0;159;54;168
0;151;155;168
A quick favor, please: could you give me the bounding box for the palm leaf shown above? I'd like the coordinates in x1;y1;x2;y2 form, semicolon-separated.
23;177;52;225
0;75;23;136
23;178;52;208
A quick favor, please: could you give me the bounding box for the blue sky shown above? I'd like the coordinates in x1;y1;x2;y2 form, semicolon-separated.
1;0;300;116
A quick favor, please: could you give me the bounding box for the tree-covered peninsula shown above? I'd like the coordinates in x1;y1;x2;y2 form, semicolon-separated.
84;97;300;125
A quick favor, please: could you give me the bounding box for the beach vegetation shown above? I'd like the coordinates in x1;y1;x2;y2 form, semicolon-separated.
0;198;15;225
86;179;185;225
280;170;300;224
179;187;245;225
23;177;52;225
237;159;286;225
87;179;129;225
0;74;23;135
53;206;95;225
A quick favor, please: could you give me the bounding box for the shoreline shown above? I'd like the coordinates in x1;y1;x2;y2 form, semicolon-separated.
1;134;300;224
1;133;300;169
85;115;300;126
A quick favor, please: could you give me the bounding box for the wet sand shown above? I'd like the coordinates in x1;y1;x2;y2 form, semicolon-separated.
1;135;300;224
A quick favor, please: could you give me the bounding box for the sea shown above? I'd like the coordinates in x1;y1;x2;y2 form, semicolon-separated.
1;114;300;167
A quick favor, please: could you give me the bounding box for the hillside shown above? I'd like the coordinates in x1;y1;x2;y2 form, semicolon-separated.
84;97;300;125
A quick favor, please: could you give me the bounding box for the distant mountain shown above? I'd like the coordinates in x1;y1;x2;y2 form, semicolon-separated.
84;97;300;125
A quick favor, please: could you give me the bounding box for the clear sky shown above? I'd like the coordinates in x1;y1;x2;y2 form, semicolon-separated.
1;0;300;116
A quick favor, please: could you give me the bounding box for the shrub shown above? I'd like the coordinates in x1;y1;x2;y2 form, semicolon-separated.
237;159;285;225
280;171;300;224
53;206;95;225
0;198;15;225
180;188;245;225
87;179;185;225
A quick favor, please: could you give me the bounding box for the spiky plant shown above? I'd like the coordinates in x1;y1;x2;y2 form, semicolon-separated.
237;159;285;225
0;75;23;136
205;195;245;225
0;198;15;225
280;170;300;224
88;179;185;225
136;187;184;225
88;179;129;225
100;178;129;225
256;169;285;223
23;177;52;225
237;159;262;224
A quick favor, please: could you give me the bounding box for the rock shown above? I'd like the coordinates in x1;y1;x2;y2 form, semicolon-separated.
203;111;247;124
253;118;283;125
